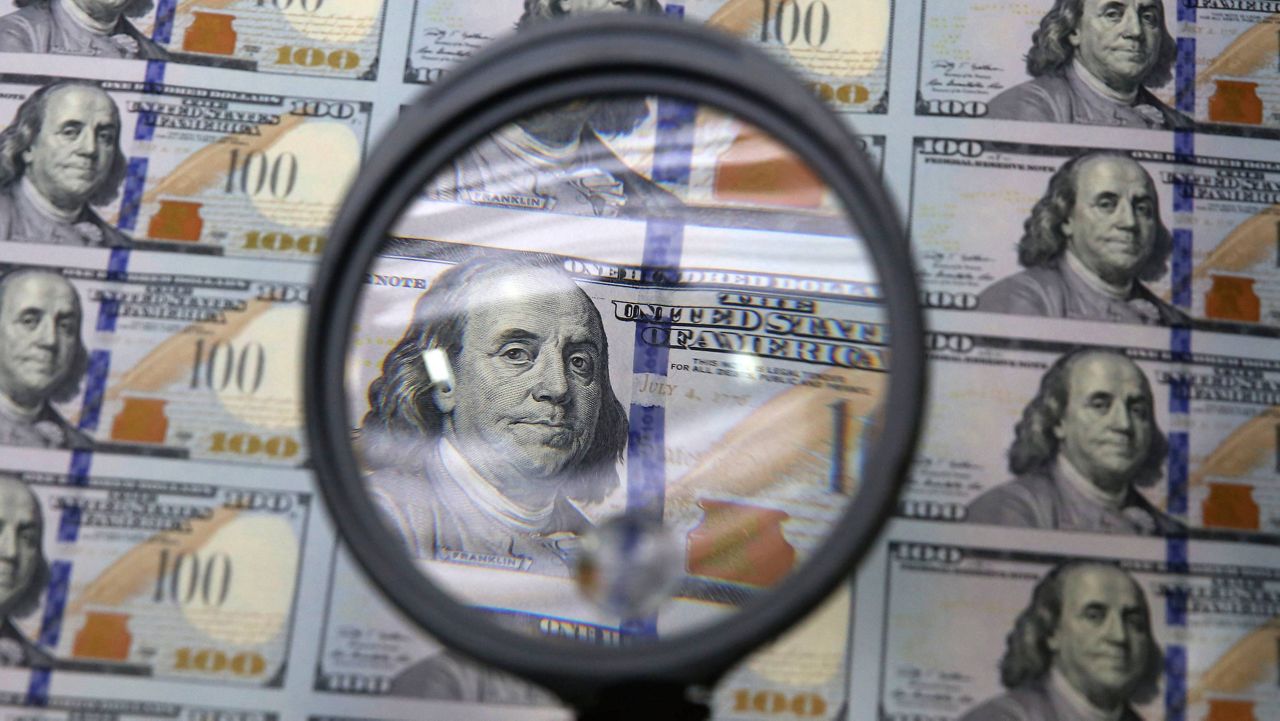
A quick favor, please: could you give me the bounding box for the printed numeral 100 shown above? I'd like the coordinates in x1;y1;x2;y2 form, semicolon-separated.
191;340;266;394
731;689;827;716
210;432;300;459
809;82;869;106
922;99;987;117
759;0;830;48
154;549;232;606
225;149;298;198
275;46;360;70
244;230;325;254
174;647;266;676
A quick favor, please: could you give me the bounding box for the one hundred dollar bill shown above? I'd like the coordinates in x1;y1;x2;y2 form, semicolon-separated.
879;538;1280;721
406;0;891;114
0;0;387;80
0;245;310;466
711;582;853;721
0;69;369;259
904;312;1280;539
345;219;884;645
0;466;310;687
317;546;854;720
916;0;1280;136
909;137;1280;330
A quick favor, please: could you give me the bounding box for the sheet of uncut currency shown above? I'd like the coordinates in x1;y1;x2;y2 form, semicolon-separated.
910;138;1280;327
0;0;1275;719
917;0;1280;136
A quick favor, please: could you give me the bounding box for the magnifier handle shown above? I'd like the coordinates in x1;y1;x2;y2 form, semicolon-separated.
575;682;710;721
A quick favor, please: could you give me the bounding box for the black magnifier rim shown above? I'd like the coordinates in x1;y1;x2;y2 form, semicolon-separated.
307;13;924;701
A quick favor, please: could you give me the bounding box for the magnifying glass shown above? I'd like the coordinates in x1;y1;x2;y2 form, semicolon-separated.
306;14;923;720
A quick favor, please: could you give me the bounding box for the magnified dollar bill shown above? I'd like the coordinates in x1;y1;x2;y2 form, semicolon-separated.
338;151;888;643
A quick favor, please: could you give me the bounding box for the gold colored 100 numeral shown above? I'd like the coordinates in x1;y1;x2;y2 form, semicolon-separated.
730;689;828;717
174;647;267;677
209;431;301;460
243;231;326;254
274;46;360;71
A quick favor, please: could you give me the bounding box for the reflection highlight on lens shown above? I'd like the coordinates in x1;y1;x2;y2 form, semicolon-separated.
575;513;684;620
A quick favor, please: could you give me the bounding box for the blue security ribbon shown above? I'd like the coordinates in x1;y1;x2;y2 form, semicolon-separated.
622;10;693;634
1163;13;1197;718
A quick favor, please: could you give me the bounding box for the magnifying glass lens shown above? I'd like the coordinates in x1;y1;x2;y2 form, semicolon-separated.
342;94;888;644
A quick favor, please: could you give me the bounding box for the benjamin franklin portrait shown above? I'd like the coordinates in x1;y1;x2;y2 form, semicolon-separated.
0;80;132;248
960;561;1162;721
0;269;92;450
967;348;1182;535
360;255;628;577
0;474;53;668
0;0;170;60
977;151;1187;326
987;0;1191;130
